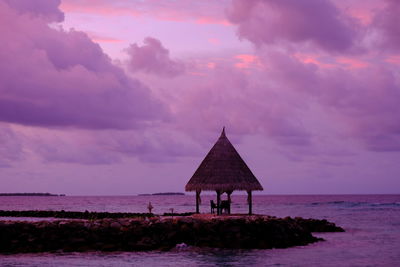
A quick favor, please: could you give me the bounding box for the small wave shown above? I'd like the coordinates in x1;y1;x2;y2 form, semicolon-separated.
369;202;400;207
310;201;346;206
309;201;400;208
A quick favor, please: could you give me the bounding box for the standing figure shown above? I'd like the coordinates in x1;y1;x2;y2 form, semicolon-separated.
220;200;230;214
147;202;153;213
210;200;216;214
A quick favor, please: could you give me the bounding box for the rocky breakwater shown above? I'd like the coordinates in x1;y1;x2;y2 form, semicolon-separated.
0;215;344;253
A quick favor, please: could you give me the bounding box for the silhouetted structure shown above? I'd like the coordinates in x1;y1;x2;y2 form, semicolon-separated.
185;127;263;215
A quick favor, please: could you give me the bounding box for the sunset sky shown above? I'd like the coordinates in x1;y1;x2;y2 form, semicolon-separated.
1;0;399;195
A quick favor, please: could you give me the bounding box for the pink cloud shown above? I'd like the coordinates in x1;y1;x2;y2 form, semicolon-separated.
86;32;124;44
227;0;358;52
158;61;313;148
336;57;370;69
206;62;216;69
293;53;335;69
344;9;372;26
125;37;185;77
0;1;167;129
137;39;400;154
60;0;141;17
257;50;400;152
195;18;231;26
385;55;400;65
372;0;400;52
332;0;382;26
60;0;230;25
171;48;397;153
234;54;262;69
207;38;221;45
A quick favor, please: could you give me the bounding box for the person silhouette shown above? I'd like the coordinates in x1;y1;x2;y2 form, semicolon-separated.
210;200;216;214
147;202;153;213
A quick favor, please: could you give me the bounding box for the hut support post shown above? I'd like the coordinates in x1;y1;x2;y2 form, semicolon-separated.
216;190;221;215
248;190;252;215
195;190;201;214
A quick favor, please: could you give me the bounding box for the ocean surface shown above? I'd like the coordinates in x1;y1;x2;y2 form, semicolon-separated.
0;194;399;266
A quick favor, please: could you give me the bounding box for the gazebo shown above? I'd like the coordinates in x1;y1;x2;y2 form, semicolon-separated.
185;127;263;215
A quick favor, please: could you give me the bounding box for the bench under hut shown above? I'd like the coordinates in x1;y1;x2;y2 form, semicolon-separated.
185;127;263;215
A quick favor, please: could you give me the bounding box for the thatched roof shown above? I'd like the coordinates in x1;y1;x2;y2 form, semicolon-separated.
185;128;263;192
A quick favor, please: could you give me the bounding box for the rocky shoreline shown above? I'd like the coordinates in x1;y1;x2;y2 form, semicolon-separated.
0;215;344;253
0;210;155;219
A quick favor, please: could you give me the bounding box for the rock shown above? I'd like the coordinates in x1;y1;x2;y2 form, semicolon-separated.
110;221;121;229
175;242;188;250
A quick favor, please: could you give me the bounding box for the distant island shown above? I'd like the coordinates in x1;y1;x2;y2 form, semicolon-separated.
138;192;185;196
0;193;65;196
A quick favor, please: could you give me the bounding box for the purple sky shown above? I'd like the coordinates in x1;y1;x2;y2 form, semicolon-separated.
1;0;399;195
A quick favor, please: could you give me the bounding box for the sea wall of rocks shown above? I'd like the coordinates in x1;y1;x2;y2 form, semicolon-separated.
0;210;195;219
0;216;344;253
0;210;155;219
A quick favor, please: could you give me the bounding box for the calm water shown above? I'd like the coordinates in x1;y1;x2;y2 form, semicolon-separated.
0;194;399;266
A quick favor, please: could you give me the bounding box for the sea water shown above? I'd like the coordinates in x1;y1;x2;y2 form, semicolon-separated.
0;194;399;266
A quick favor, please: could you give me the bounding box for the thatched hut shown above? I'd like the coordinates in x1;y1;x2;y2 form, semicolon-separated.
185;128;263;215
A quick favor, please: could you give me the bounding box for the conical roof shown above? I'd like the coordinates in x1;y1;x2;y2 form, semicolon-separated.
185;128;263;192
